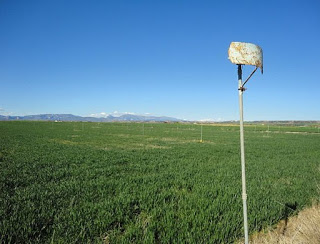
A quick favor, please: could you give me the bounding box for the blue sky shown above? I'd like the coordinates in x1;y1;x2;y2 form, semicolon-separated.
0;0;319;121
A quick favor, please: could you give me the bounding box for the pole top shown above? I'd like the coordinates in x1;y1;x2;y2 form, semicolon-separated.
228;42;263;74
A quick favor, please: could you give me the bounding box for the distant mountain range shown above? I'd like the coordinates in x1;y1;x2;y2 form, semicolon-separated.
0;114;183;122
0;114;319;124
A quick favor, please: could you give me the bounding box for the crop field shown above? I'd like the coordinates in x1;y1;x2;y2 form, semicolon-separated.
0;121;319;243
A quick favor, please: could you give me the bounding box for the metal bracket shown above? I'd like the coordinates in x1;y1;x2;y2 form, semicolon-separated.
238;87;247;92
238;66;258;91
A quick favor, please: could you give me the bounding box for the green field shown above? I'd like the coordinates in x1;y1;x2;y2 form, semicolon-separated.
0;121;319;243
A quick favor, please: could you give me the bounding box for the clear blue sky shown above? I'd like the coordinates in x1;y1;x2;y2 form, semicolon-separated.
0;0;319;121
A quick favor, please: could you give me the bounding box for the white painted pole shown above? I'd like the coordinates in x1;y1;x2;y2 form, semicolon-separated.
238;65;249;244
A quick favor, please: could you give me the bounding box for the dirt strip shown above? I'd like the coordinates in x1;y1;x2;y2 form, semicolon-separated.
240;204;320;244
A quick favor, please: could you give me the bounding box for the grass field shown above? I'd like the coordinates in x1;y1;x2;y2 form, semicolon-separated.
0;121;319;243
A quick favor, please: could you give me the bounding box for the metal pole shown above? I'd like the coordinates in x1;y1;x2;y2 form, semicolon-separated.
238;64;249;244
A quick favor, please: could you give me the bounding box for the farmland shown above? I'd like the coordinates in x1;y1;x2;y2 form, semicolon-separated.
0;121;319;243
